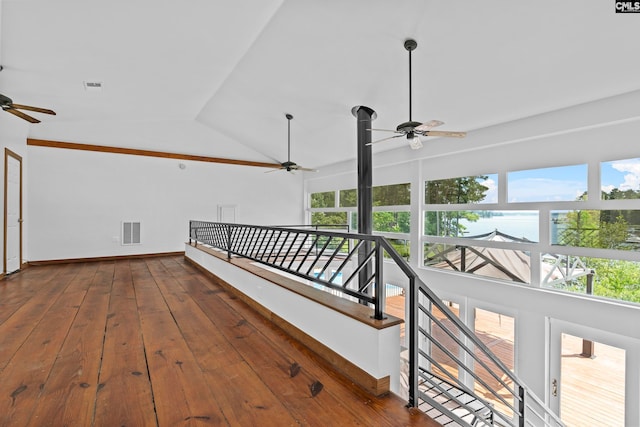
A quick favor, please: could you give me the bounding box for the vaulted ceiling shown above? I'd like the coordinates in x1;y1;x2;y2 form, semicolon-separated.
2;1;639;169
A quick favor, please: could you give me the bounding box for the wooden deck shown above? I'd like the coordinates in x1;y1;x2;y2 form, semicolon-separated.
386;295;626;426
0;255;437;427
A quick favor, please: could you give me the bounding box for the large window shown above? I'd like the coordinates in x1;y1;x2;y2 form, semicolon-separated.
310;183;412;257
422;160;640;305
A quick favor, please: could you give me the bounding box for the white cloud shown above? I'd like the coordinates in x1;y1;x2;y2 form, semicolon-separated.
611;159;640;191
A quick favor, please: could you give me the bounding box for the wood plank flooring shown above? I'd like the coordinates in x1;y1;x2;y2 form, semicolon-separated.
0;256;437;427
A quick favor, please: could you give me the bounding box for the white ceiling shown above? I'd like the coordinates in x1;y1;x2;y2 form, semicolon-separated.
2;0;640;169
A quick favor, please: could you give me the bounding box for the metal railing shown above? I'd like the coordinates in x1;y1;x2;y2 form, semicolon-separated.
189;221;387;319
189;221;564;427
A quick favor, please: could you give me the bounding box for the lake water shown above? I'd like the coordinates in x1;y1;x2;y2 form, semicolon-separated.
457;212;539;241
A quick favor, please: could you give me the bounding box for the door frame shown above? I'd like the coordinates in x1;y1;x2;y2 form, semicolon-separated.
549;318;639;426
4;148;23;274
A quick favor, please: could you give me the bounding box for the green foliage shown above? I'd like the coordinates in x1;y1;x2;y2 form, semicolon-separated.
310;191;335;208
373;211;410;233
311;211;346;225
339;189;357;207
425;176;489;204
568;258;640;304
557;210;630;250
424;176;489;237
373;183;411;206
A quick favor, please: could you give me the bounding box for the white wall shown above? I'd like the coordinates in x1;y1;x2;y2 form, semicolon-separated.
26;145;304;261
22;115;306;262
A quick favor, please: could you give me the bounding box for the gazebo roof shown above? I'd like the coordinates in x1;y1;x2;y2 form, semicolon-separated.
428;229;591;285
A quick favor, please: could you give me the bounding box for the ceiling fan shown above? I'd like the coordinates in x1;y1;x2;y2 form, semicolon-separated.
268;113;316;173
0;93;56;123
369;39;465;150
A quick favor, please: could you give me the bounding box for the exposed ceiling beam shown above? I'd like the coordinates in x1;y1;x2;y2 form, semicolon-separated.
26;139;282;169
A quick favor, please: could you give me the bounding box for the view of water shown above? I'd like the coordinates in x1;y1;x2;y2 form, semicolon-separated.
457;212;539;241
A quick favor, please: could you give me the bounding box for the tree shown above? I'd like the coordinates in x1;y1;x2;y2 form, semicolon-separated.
424;176;489;236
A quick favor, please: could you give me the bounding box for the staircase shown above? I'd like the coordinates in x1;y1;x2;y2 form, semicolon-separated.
418;371;494;426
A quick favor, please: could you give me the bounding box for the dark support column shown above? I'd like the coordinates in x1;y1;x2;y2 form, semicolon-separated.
352;105;377;304
581;270;596;358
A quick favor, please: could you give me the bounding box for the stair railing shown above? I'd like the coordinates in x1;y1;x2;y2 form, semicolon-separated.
189;221;564;427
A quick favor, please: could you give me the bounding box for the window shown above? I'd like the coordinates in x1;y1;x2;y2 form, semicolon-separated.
424;210;538;241
425;174;497;204
508;164;587;203
601;157;640;200
310;191;335;208
551;209;640;251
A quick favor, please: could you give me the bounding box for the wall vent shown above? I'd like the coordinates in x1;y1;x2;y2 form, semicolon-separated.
122;221;141;245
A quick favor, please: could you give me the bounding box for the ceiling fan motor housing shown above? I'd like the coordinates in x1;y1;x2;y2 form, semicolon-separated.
0;94;13;107
396;120;422;133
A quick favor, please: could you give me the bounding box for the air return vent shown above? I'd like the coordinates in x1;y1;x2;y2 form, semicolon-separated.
122;221;141;245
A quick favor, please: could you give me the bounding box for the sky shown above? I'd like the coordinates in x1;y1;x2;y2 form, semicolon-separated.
601;158;640;194
508;164;588;202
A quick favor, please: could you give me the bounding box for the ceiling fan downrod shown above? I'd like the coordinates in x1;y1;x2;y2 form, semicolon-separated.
405;39;417;123
286;113;293;163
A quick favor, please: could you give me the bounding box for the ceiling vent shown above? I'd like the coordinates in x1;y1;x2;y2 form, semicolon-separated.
83;81;103;92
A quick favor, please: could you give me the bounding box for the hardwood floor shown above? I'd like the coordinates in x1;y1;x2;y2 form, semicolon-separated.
0;256;437;427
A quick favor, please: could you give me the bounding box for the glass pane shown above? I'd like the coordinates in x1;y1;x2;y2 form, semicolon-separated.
508;164;587;202
474;309;515;419
560;334;625;426
551;210;640;251
310;191;335;208
425;174;497;204
542;254;640;304
373;183;410;206
424;210;538;241
373;211;411;233
601;157;640;200
384;239;410;260
310;211;346;226
339;189;357;207
424;242;532;283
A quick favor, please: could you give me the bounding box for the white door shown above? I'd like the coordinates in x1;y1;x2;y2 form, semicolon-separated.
217;205;236;223
5;150;22;274
549;319;634;426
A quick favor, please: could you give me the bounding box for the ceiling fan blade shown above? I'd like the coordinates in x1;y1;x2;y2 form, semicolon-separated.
265;166;285;173
367;134;405;146
11;104;56;115
424;130;467;138
367;128;402;134
414;120;444;131
5;108;40;123
296;167;318;172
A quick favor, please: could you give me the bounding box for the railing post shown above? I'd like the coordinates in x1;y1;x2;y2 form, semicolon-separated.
374;241;385;320
227;224;232;261
408;276;418;407
518;384;525;427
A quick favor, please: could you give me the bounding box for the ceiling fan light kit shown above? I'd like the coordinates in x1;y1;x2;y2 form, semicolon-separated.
368;38;466;149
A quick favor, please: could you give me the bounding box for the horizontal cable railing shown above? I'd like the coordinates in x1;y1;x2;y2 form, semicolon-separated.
189;220;564;427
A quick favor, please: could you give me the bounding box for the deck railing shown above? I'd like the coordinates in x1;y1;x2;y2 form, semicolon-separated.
189;221;564;427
